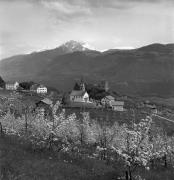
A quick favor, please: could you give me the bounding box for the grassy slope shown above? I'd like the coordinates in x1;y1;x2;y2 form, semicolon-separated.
0;136;116;180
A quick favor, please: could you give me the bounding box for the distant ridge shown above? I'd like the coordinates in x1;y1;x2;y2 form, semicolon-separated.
137;43;174;53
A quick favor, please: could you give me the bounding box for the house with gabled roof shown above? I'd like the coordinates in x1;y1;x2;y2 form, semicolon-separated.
5;81;19;90
101;95;115;106
110;101;124;111
30;84;39;92
35;98;53;117
70;90;89;103
30;84;47;94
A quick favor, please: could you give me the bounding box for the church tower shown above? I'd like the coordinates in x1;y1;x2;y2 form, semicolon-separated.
80;78;85;91
80;81;85;91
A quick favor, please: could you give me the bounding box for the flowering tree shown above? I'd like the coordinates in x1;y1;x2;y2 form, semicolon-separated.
76;112;98;145
111;116;153;180
148;129;174;169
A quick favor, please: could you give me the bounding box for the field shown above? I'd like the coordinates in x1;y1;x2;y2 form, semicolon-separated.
64;107;174;135
0;90;12;98
149;97;174;108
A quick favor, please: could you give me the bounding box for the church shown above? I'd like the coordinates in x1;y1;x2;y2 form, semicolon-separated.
70;81;89;103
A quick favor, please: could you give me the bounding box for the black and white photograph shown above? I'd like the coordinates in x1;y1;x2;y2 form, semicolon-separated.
0;0;174;179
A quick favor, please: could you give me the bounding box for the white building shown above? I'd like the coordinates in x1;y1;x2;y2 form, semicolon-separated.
37;85;47;94
5;81;19;90
70;90;89;103
110;101;124;111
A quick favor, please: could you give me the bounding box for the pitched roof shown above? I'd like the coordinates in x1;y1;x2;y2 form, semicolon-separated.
30;84;40;90
38;84;47;88
110;101;124;106
6;81;18;85
105;95;115;100
70;90;86;96
30;84;46;90
41;98;53;105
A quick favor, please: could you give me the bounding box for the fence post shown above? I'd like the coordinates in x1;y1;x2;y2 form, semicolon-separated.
125;171;128;180
24;107;28;134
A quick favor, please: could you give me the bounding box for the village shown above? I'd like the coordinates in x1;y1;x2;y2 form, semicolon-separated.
0;77;162;120
0;79;123;110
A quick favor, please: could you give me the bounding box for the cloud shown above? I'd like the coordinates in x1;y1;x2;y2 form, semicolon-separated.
0;0;173;59
39;0;174;9
40;0;92;23
42;1;89;14
2;0;172;10
1;0;173;14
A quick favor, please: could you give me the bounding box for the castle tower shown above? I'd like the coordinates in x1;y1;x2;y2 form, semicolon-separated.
104;81;109;92
101;80;109;92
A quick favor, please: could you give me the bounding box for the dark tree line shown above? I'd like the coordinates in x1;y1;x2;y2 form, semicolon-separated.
86;84;110;100
0;76;5;88
19;81;35;90
73;81;110;100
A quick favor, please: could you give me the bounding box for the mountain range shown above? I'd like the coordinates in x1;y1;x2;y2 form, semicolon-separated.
0;40;174;97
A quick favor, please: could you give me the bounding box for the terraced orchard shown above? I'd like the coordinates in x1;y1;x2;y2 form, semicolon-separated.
0;100;174;180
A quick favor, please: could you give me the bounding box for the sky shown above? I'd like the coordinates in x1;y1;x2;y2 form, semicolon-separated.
0;0;174;59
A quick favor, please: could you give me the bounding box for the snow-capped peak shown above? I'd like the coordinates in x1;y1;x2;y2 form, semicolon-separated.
82;42;96;51
60;40;91;52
